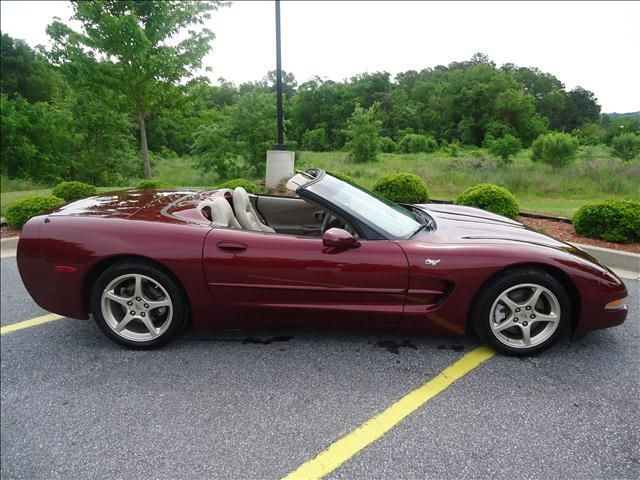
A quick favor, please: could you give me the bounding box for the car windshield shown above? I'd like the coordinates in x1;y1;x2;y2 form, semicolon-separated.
304;173;423;239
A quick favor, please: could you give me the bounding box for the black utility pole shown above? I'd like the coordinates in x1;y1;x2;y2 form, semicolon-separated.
275;0;285;149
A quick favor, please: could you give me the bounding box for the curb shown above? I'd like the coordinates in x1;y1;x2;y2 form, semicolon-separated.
1;237;19;259
570;242;640;279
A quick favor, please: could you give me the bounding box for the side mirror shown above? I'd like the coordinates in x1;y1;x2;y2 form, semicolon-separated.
322;228;360;249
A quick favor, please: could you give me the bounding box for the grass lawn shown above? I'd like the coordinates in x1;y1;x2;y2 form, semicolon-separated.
2;146;638;219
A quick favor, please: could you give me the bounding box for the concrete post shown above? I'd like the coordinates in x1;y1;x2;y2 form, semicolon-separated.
266;150;295;189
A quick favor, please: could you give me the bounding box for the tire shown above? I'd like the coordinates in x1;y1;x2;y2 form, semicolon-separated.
90;261;187;349
472;268;571;356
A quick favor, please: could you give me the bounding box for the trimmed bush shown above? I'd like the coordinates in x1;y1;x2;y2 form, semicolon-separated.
455;183;520;219
327;170;359;186
137;180;174;189
5;195;66;228
398;133;438;153
531;132;579;168
573;199;640;244
52;181;97;202
372;173;429;204
611;132;640;161
217;178;261;194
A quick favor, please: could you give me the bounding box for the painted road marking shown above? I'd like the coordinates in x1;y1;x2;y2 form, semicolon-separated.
0;313;65;335
282;345;496;480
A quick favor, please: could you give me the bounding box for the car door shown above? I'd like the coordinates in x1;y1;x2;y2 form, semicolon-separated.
203;228;409;327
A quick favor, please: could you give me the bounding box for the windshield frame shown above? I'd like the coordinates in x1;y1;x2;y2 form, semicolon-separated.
298;170;431;240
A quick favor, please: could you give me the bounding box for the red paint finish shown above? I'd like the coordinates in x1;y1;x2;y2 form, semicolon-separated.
203;228;408;326
17;190;628;338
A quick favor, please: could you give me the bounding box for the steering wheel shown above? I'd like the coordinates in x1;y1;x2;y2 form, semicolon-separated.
322;212;337;233
322;212;356;236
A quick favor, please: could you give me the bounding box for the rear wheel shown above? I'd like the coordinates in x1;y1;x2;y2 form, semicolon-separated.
472;268;571;356
90;261;186;348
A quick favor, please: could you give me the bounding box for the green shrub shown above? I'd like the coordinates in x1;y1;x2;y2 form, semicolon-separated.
611;132;640;161
531;132;579;168
344;104;381;163
379;136;397;153
573;199;640;243
455;183;520;219
5;195;66;228
327;170;359;185
398;133;438;153
372;173;429;204
302;126;330;152
486;134;522;166
136;180;175;189
217;178;261;194
51;181;97;202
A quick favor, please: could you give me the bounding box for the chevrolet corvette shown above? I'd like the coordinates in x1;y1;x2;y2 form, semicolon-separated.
17;169;628;355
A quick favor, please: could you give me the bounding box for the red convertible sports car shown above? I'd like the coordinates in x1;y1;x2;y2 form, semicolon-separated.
17;169;628;355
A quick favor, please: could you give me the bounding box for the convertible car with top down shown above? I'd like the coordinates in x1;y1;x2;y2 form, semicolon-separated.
17;169;628;355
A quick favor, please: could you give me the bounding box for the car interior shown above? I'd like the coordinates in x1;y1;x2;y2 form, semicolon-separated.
200;175;356;238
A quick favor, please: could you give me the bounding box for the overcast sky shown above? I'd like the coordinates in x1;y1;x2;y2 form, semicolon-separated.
1;0;638;113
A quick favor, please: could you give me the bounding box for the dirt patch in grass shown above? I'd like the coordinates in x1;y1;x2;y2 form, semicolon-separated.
520;217;640;254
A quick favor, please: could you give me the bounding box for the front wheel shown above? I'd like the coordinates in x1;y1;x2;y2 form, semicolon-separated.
90;261;187;349
472;269;571;356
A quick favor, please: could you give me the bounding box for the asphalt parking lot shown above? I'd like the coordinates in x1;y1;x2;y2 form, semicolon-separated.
1;255;639;479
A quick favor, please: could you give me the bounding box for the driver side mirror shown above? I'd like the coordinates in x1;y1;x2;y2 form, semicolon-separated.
322;228;360;249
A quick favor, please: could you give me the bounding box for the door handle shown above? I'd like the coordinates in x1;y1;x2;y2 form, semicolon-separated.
216;241;248;253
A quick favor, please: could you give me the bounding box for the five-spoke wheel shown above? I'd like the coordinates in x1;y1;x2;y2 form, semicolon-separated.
473;269;571;356
91;262;187;348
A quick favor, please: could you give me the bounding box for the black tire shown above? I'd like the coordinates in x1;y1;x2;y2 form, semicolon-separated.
90;261;187;349
472;268;571;356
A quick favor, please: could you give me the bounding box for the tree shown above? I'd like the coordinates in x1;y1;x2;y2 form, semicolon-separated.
0;33;63;102
486;134;522;166
531;132;579;169
611;133;640;161
344;104;381;163
47;0;225;178
559;87;601;131
192;91;277;178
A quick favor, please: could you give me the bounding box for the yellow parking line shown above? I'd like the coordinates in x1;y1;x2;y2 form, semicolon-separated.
0;313;65;335
282;345;496;480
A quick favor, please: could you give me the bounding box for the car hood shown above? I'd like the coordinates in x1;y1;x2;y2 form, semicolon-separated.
415;203;597;259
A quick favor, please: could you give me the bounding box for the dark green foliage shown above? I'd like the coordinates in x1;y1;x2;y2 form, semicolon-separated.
52;181;96;202
398;134;438;153
192;91;276;177
47;1;224;178
302;126;330;151
378;136;396;153
573;200;640;243
217;178;261;194
455;183;520;219
372;173;429;204
486;134;522;165
136;180;174;189
531;132;579;168
327;170;359;185
5;195;66;228
345;104;382;163
611;133;640;161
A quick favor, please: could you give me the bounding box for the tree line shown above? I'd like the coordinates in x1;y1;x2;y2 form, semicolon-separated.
1;1;639;185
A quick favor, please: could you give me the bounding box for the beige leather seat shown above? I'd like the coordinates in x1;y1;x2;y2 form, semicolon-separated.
233;187;276;233
203;197;241;228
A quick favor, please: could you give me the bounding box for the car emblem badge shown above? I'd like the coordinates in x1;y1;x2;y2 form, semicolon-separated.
424;259;441;266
